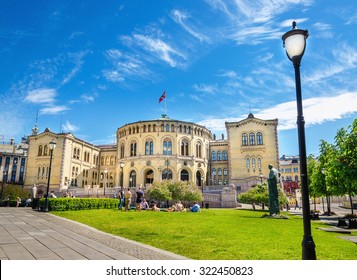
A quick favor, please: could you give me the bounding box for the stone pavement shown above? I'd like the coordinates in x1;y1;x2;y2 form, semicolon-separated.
0;207;188;260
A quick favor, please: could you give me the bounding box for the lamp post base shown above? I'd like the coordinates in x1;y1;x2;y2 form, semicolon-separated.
302;235;316;260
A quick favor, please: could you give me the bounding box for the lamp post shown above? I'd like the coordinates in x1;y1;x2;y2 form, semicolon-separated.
0;171;7;206
120;160;124;188
282;21;316;260
44;140;56;212
104;168;108;197
259;173;264;184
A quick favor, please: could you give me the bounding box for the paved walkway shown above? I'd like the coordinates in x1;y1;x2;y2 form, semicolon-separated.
0;207;188;260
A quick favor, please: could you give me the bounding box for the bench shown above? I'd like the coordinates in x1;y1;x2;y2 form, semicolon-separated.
348;218;357;229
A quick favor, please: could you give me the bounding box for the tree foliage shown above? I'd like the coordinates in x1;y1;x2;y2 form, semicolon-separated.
237;184;287;210
307;119;357;214
146;180;202;205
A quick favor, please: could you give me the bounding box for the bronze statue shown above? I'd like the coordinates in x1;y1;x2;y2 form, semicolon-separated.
267;164;280;216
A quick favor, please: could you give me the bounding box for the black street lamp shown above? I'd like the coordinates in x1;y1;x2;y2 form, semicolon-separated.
120;160;125;188
282;21;316;260
0;171;7;206
44;140;56;212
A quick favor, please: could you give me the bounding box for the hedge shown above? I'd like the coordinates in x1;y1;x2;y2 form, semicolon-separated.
39;197;119;211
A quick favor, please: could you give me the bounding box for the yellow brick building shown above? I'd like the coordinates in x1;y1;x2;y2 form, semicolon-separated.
24;114;279;196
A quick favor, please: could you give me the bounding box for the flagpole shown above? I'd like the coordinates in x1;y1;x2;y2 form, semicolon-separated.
165;93;167;117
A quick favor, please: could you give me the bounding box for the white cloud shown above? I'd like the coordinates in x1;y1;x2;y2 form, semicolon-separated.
198;92;357;133
256;92;357;130
171;9;210;43
193;84;217;95
25;88;56;104
39;106;69;115
62;120;79;132
133;34;186;67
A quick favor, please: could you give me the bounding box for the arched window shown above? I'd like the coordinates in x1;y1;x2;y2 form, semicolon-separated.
181;139;189;156
130;142;137;157
43;145;48;156
38;145;43;156
196;142;202;158
143;125;146;132
162;169;172;180
145;139;154;155
242;133;248;146
101;156;104;165
161;124;164;132
218;168;222;176
211;151;216;161
188;126;191;134
148;125;151;132
249;133;255;145
217;151;222;161
183;126;187;133
223;168;228;176
246;158;250;171
171;124;175;132
166;124;170;132
258;158;262;171
222;151;227;160
105;156;110;166
120;143;125;159
163;139;172;155
110;156;114;165
257;132;263;145
180;169;189;181
252;158;256;170
212;168;216;176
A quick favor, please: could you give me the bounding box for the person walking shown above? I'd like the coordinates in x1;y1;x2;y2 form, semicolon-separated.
135;186;144;211
124;188;132;211
118;187;124;210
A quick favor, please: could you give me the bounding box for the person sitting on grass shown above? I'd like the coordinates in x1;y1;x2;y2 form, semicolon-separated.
176;201;185;212
150;200;160;211
190;202;201;212
141;199;150;210
165;202;177;212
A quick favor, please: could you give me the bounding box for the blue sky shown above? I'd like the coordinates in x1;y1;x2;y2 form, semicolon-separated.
1;0;356;156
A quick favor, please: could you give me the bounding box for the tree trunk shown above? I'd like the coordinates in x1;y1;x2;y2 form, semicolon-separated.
349;195;354;215
326;195;331;216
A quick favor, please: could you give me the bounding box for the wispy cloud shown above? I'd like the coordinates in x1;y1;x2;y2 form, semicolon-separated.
193;84;218;95
171;9;210;43
132;34;186;67
103;49;152;83
25;88;56;104
61;51;89;86
62;120;79;132
39;106;69;115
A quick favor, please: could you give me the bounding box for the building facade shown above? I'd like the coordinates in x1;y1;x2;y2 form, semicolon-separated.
0;138;28;186
23;114;279;199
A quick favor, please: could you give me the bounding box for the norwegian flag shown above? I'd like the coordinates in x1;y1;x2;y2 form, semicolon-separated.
159;91;166;103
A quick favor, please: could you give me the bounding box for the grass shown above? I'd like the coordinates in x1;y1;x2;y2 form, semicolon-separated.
52;208;357;260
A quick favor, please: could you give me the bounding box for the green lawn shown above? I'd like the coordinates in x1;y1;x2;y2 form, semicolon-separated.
52;208;357;260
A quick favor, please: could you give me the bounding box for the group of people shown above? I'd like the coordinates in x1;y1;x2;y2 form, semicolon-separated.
116;186;201;213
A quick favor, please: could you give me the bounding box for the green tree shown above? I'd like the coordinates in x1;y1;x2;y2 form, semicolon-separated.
333;119;357;214
238;184;286;211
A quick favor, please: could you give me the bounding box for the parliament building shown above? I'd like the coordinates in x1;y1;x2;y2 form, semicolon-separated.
23;114;279;202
